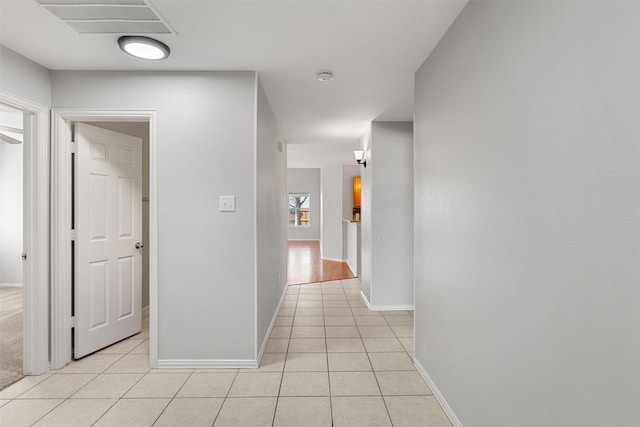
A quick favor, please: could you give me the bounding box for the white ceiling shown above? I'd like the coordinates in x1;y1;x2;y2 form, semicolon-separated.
0;0;467;167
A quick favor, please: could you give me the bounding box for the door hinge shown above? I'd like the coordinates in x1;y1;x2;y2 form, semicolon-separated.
70;316;76;327
70;230;77;241
70;142;77;154
22;253;27;261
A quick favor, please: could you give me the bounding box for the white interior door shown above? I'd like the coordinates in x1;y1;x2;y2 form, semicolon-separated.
74;123;142;358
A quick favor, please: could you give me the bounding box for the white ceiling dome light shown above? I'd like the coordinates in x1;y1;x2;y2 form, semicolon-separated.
317;71;334;82
118;36;170;60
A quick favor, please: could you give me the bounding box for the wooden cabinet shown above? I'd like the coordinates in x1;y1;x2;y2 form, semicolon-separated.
353;176;361;208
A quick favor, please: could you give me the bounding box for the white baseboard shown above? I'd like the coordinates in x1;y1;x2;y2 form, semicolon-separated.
346;261;356;276
414;358;463;427
155;280;287;371
157;359;258;369
360;290;414;311
322;256;346;263
360;290;371;308
287;239;320;241
0;283;23;287
256;281;288;362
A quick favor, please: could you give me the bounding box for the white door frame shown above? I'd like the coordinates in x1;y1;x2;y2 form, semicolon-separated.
51;109;158;369
0;90;49;375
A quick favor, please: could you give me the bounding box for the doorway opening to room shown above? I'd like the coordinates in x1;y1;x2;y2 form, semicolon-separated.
51;111;157;371
286;168;361;285
72;121;150;360
0;92;49;387
0;103;26;389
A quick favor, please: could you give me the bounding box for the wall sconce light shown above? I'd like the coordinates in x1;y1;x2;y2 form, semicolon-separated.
353;150;366;168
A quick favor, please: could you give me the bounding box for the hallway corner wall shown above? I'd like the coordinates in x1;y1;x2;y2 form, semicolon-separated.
414;1;640;426
255;77;287;356
52;70;259;362
360;122;414;309
321;164;344;261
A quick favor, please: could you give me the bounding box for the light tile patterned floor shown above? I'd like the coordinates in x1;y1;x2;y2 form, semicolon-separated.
0;279;451;426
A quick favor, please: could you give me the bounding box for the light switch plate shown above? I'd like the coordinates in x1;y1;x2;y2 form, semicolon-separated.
219;196;236;212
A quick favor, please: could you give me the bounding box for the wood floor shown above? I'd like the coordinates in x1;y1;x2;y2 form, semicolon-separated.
287;240;355;285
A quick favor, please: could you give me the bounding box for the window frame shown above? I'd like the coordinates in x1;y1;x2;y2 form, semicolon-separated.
288;192;311;228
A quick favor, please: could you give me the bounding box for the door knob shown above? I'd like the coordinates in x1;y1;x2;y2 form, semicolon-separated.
135;242;144;249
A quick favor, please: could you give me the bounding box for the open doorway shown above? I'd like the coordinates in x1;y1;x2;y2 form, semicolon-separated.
73;121;150;359
0;103;25;389
0;92;49;385
50;109;157;371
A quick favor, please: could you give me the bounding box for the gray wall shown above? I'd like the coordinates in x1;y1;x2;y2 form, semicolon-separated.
53;71;260;361
360;126;372;300
414;1;640;426
0;45;51;107
88;122;150;309
287;168;320;240
321;164;344;261
360;122;414;308
256;78;287;355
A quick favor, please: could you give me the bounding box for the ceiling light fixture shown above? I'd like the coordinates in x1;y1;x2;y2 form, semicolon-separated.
118;36;170;60
317;71;334;81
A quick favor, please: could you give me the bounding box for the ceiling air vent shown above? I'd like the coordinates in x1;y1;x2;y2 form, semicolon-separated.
34;0;173;34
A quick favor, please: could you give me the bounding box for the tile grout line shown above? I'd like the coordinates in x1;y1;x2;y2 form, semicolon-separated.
148;370;196;426
210;369;240;426
92;326;155;426
26;395;67;426
324;281;334;427
0;280;450;426
0;374;50;400
270;284;299;427
90;327;153;426
357;284;396;427
20;339;144;426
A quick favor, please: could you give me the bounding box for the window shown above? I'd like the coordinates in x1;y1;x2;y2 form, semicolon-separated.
289;193;310;227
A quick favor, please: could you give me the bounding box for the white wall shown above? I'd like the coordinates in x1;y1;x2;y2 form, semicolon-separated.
53;71;260;362
0;45;51;107
0;139;23;284
360;126;373;300
360;122;414;309
255;78;287;355
88;122;150;309
414;2;640;426
321;164;344;261
287;168;320;240
346;222;360;277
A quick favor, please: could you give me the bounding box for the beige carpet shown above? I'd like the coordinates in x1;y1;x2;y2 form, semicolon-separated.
0;286;23;390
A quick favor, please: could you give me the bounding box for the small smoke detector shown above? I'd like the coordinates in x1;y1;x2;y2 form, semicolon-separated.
317;71;334;82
